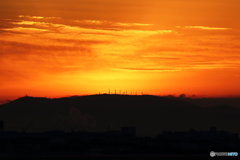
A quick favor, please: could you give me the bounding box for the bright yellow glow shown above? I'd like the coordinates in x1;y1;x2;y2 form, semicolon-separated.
1;0;240;101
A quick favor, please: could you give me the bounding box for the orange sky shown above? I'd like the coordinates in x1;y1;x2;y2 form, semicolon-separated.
1;0;240;101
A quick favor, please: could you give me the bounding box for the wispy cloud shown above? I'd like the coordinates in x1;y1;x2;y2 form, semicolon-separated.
18;15;60;19
0;0;240;97
1;14;240;98
177;26;231;30
4;27;49;33
114;68;182;72
112;22;153;27
1;15;240;73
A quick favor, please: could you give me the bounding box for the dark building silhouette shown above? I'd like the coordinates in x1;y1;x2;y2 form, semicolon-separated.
121;127;136;137
0;121;3;131
0;126;239;157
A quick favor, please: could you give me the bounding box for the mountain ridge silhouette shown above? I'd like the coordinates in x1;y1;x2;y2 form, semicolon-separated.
0;94;239;137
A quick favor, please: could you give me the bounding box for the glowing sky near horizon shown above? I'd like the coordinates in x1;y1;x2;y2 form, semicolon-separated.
1;0;240;101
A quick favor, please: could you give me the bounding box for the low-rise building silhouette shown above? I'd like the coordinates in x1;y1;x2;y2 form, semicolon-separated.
0;125;239;155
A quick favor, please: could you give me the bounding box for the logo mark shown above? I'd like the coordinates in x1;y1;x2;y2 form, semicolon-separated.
210;151;215;157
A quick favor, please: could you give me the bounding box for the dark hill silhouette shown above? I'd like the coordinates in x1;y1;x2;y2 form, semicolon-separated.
173;97;240;108
0;94;240;137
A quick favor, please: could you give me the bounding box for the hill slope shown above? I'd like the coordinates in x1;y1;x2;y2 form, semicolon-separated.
0;94;239;137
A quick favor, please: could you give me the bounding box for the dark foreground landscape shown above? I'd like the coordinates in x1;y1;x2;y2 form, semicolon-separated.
0;94;239;158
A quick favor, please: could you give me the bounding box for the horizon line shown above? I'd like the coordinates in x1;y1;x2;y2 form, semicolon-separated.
1;93;240;102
